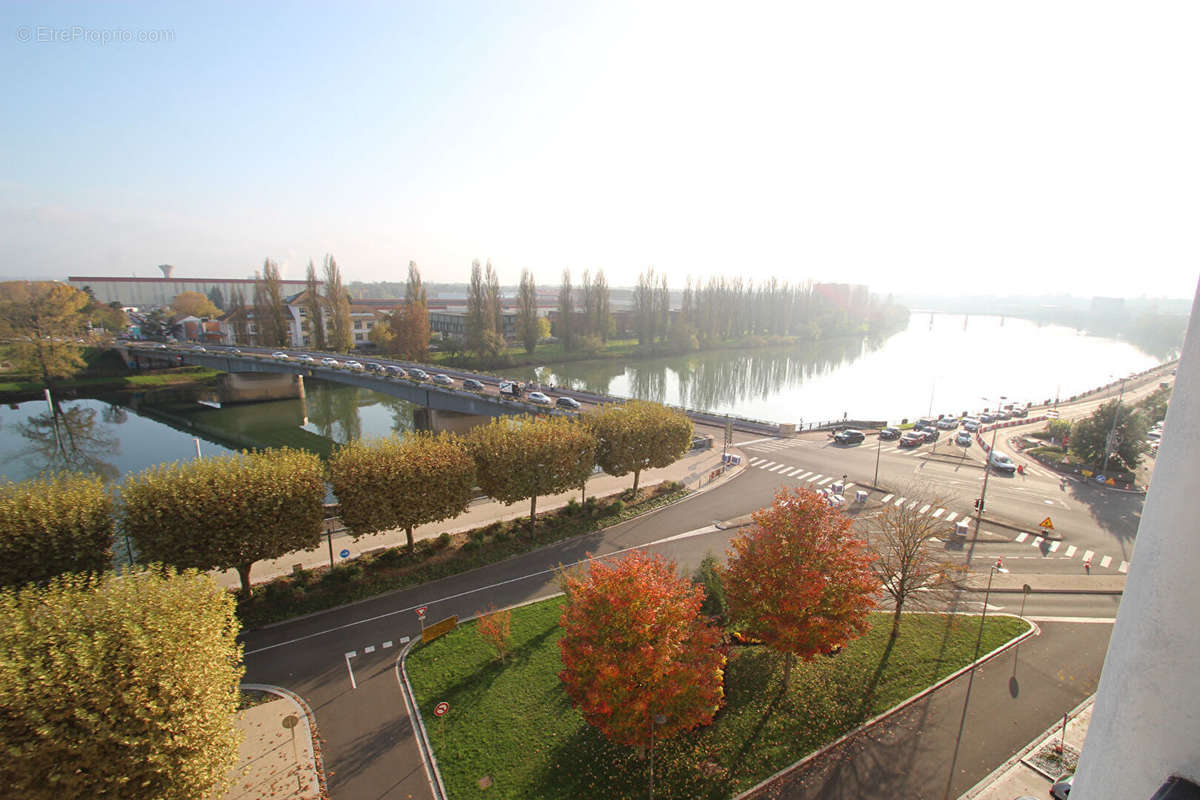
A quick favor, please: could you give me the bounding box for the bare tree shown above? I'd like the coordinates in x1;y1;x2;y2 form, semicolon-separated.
861;485;965;640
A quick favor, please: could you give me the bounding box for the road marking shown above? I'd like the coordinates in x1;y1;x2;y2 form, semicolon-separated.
843;483;855;491
1065;545;1077;557
768;464;787;473
759;461;777;470
818;476;834;486
748;457;764;466
1027;616;1117;624
931;508;945;518
1100;555;1112;568
945;511;958;522
734;436;782;447
364;644;376;654
399;636;410;644
1049;541;1060;552
807;473;822;483
1031;537;1043;548
919;504;931;514
1015;532;1028;542
1119;560;1129;573
382;641;393;648
344;652;358;689
1083;550;1095;562
908;500;920;510
792;470;811;479
895;496;906;507
881;494;894;502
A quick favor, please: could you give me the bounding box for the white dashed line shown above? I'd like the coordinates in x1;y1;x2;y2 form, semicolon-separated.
1100;555;1112;569
881;494;894;502
1083;550;1095;562
945;512;958;522
1015;532;1028;543
1065;545;1078;557
931;508;945;518
1119;561;1129;574
1049;541;1060;552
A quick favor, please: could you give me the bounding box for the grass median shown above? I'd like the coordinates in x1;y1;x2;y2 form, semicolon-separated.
236;481;689;629
407;597;1029;800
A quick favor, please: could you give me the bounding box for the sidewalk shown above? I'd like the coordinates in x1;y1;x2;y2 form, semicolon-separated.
219;686;324;800
960;696;1092;800
963;572;1125;594
211;445;739;591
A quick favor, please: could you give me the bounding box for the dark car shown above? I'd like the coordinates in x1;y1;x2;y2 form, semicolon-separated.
384;365;406;378
879;427;901;440
364;362;384;373
1050;772;1074;799
555;396;581;410
834;429;865;444
461;378;485;392
917;426;940;442
899;431;926;447
407;368;430;381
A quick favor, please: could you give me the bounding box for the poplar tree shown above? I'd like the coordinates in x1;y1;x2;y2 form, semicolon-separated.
253;259;289;347
323;254;353;352
558;268;574;351
390;260;430;361
485;259;503;342
466;259;487;358
517;268;540;354
304;258;326;350
593;269;611;342
229;287;249;345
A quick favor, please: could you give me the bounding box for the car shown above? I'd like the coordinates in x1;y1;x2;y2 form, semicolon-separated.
432;373;454;386
899;431;926;447
297;354;318;364
936;417;959;429
321;357;340;367
384;365;406;378
979;412;996;423
527;391;553;406
462;378;485;392
499;380;520;396
556;396;582;410
988;451;1017;473
834;429;865;444
961;418;980;432
915;417;938;430
1145;430;1162;442
955;430;972;446
917;426;940;441
191;345;208;352
272;351;289;360
364;362;384;373
1010;405;1029;418
343;360;364;370
994;409;1012;420
1050;772;1074;799
879;427;901;440
407;368;430;381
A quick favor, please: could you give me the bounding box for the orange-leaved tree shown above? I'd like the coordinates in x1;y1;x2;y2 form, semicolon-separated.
723;487;879;688
558;550;725;753
475;605;513;662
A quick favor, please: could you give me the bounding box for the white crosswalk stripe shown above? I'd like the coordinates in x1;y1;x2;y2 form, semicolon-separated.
1100;555;1112;569
931;508;945;518
919;504;931;514
1119;560;1129;573
1066;545;1078;557
807;473;823;483
817;477;834;486
785;467;805;477
945;511;958;522
843;483;855;491
1030;537;1043;547
749;457;764;465
895;497;906;507
793;470;812;480
768;464;787;472
908;501;920;510
1049;541;1060;552
1083;549;1095;562
881;494;894;502
1015;532;1028;543
759;461;777;470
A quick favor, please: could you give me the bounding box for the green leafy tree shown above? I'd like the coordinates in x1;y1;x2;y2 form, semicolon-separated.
304;259;327;350
0;281;90;385
324;254;353;352
517;268;539;354
592;269;611;342
1138;384;1172;425
328;432;475;553
485;260;503;342
0;474;113;588
1069;399;1150;474
587;400;693;493
121;448;325;597
206;286;225;311
723;487;879;687
558;268;574;350
0;567;243;800
468;415;596;530
88;301;129;334
390;261;430;361
466;259;487;358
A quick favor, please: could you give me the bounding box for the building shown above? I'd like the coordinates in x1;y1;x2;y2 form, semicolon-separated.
68;275;308;308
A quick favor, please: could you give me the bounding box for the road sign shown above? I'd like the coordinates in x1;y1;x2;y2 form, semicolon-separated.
416;606;428;618
434;701;449;717
1039;517;1054;530
339;549;350;558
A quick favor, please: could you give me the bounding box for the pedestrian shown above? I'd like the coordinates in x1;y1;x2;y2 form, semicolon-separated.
1084;559;1091;575
842;473;848;486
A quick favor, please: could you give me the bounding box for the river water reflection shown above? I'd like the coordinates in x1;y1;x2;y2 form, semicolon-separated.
512;314;1162;424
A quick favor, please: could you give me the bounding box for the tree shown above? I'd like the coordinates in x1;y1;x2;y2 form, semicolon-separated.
722;487;879;687
324;254;353;352
304;259;327;350
0;567;243;800
1069;399;1149;474
229;287;249;345
252;259;289;347
0;474;113;589
558;550;725;751
517;268;539;354
466;259;487;358
171;290;220;319
390;261;430;361
88;301;129;334
368;319;395;351
862;487;964;639
0;281;90;385
634;268;656;345
475;604;513;662
121;448;325;597
558;269;575;350
593;269;611;342
467;415;596;530
206;286;225;311
328;432;475;553
1138;384;1172;425
587;400;693;493
485;259;503;342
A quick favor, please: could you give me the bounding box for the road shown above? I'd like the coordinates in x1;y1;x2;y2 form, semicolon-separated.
238;363;1173;799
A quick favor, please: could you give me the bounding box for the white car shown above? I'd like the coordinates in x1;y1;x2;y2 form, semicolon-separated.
527;391;553;406
321;357;340;368
936;417;959;429
272;351;289;360
343;360;364;370
955;431;972;446
988;451;1017;474
432;373;454;386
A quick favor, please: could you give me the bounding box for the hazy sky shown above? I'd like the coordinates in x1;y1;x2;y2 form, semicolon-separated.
2;2;1197;298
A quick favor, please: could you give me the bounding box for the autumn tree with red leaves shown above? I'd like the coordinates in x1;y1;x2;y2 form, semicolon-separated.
475;605;513;662
558;551;726;754
723;487;880;687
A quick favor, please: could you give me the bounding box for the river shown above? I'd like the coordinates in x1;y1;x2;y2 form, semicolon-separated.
0;314;1164;484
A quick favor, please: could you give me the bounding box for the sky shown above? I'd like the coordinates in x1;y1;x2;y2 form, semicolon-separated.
1;1;1197;298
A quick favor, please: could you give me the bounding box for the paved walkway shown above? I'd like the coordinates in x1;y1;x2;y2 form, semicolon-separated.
219;687;323;800
211;445;734;590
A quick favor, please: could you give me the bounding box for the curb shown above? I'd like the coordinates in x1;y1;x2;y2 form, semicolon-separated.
964;586;1123;596
240;682;329;799
396;640;448;800
734;615;1040;799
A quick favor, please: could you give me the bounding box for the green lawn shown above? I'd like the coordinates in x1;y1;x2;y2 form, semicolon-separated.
407;598;1029;800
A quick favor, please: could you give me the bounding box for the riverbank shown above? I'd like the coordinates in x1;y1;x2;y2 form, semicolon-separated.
0;365;225;404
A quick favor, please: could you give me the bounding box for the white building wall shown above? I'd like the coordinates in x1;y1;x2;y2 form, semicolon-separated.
1072;278;1200;799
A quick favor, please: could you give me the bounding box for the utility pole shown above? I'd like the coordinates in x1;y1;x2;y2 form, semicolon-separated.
1100;376;1128;477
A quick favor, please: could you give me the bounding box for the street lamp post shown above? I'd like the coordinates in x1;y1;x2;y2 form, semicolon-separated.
1100;376;1128;478
873;426;883;487
974;396;1005;526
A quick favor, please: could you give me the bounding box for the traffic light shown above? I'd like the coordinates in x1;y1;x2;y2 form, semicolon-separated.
974;498;985;512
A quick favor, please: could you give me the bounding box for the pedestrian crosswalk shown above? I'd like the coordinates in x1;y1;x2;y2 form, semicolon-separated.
742;438;1053;478
1010;533;1126;572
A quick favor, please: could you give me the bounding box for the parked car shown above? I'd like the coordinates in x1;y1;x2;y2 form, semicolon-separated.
979;412;996;423
462;378;485;392
191;345;208;352
364;362;384;373
917;426;940;441
343;360;364;370
955;430;973;446
298;354;318;364
555;396;581;410
914;417;938;430
994;409;1012;420
384;365;406;378
961;418;980;432
879;427;901;440
1050;772;1074;799
899;431;926;447
936;417;959;429
321;357;340;367
834;429;865;444
499;380;520;396
527;391;553;406
432;373;454;386
1010;405;1029;418
988;451;1017;474
272;351;289;360
408;368;430;381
